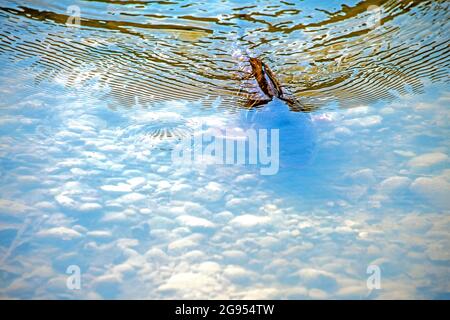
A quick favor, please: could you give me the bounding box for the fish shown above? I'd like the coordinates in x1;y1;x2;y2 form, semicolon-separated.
238;58;318;169
245;57;312;112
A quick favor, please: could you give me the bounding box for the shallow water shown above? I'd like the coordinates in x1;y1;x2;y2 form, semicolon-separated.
0;0;449;299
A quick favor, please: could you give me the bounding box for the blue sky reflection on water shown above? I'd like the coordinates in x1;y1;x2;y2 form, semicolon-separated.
0;0;449;299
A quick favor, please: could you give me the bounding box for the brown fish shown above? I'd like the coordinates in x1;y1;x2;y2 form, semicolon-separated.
246;57;306;111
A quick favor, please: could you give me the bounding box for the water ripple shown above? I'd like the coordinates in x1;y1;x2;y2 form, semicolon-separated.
0;0;448;113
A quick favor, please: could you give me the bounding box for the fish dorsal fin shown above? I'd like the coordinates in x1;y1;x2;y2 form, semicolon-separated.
262;62;283;98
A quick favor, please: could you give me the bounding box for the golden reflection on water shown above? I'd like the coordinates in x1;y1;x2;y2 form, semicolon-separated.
0;0;448;111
